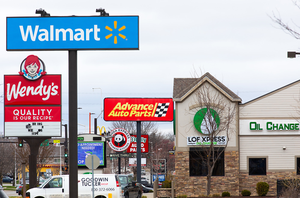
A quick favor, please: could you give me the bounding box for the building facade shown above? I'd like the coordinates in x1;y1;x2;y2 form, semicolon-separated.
173;72;300;196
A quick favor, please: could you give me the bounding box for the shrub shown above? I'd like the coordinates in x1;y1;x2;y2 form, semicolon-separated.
20;184;30;196
222;191;230;197
212;193;220;197
141;196;147;198
162;180;171;188
241;190;251;196
177;195;187;198
256;182;269;196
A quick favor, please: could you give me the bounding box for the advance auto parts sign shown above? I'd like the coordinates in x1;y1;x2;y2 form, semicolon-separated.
104;98;173;121
108;128;131;152
193;108;220;134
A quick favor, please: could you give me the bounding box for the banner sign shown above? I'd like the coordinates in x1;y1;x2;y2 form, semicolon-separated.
127;135;149;153
104;98;173;121
7;16;139;51
187;136;227;146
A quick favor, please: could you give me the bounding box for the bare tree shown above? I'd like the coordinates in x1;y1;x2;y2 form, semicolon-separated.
270;0;300;39
108;121;160;177
189;80;237;196
0;140;15;186
14;139;55;184
109;121;158;135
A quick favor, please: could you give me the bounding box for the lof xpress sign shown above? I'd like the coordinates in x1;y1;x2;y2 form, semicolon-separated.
7;16;139;50
187;136;227;146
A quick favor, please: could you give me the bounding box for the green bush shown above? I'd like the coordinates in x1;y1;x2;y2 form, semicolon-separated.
20;184;30;196
177;195;187;198
222;191;230;197
256;182;269;196
241;190;251;196
141;196;147;198
162;180;171;188
212;193;220;197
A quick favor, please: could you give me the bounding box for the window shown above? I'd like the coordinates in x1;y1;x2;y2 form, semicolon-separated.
189;148;224;176
297;158;300;175
44;177;62;188
249;158;266;175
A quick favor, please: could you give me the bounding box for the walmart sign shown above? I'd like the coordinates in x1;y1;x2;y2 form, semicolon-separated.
7;16;139;50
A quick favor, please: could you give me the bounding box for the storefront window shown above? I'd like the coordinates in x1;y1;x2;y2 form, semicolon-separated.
189;148;224;176
249;158;266;175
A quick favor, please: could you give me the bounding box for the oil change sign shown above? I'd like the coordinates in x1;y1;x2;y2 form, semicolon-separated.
6;16;139;50
104;98;173;121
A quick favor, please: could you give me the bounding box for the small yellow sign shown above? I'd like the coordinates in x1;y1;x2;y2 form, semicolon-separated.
53;140;60;144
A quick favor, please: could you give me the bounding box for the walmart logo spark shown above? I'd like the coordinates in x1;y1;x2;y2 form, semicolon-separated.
105;21;126;44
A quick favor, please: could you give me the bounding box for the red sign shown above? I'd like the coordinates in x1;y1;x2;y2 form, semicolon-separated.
4;75;61;105
5;106;61;122
127;135;149;153
104;98;173;121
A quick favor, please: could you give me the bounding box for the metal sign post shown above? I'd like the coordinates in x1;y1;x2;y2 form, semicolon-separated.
86;154;100;198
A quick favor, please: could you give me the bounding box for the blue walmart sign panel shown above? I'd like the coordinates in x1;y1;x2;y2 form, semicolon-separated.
7;16;139;50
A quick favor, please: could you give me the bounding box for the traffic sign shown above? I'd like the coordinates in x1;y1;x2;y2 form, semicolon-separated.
85;155;100;170
109;153;134;158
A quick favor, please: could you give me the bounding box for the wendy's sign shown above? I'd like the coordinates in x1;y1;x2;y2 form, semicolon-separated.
4;75;61;105
4;55;61;137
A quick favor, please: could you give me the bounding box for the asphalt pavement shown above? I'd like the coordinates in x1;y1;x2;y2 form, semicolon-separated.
4;190;20;197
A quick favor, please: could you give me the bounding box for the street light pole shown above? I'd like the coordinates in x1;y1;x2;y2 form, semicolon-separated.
287;51;300;58
89;113;95;134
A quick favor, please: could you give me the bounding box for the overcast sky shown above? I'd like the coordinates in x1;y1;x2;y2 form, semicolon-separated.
1;0;300;135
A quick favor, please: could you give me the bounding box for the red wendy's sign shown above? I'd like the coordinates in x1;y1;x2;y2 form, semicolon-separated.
104;98;173;121
4;55;62;137
4;75;61;105
127;135;149;153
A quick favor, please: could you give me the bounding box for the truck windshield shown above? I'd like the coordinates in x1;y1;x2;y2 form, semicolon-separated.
40;178;51;188
118;176;128;186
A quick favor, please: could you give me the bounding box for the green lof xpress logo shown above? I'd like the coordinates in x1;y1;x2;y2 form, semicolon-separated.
193;108;220;134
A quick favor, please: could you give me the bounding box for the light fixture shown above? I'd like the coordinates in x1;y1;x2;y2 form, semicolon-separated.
96;8;109;16
35;8;50;17
283;146;286;150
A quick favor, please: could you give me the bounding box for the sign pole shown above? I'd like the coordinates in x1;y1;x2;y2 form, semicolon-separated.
92;155;95;198
137;121;141;183
69;50;78;198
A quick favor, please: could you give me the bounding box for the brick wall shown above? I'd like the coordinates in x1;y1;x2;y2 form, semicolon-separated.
174;150;239;197
239;171;300;196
